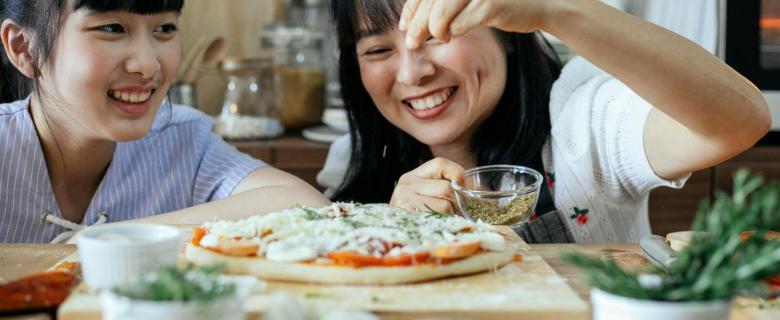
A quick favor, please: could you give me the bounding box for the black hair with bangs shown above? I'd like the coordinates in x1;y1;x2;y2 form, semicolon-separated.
330;0;562;211
73;0;184;14
1;0;184;102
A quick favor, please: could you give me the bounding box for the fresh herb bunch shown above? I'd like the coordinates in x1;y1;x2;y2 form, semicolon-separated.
563;169;780;301
113;264;236;302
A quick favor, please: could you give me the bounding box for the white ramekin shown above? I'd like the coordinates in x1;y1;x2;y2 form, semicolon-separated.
100;291;244;320
76;224;181;290
590;288;732;320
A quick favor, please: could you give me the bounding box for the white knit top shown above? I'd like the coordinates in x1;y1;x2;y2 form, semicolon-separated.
546;56;688;243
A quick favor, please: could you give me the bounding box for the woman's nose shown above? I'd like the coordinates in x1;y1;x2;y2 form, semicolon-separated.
396;49;435;86
125;38;161;79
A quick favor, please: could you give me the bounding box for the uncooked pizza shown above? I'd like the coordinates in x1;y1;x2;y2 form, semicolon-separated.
185;203;518;285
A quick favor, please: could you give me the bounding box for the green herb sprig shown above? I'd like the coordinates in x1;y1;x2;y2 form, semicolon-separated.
563;169;780;301
296;204;322;220
112;264;236;302
424;204;448;219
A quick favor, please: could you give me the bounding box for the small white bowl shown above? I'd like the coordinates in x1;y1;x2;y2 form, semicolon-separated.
100;291;244;320
76;224;181;290
590;289;732;320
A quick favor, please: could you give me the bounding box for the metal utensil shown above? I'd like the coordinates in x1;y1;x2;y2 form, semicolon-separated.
640;235;677;270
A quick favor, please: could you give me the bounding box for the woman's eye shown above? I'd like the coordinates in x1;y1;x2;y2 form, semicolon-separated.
96;24;125;34
155;23;178;34
364;48;391;56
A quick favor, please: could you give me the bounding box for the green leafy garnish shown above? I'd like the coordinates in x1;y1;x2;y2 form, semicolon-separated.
406;229;422;241
304;292;332;299
343;218;366;229
112;264;235;302
297;205;322;220
563;169;780;301
424;204;448;218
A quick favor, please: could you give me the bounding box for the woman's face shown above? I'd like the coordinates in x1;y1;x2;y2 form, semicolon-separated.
38;8;180;142
355;25;507;149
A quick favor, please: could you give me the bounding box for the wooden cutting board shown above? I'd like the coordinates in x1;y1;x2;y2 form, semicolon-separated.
58;226;588;320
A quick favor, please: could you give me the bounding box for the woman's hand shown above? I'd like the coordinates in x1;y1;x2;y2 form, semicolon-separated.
390;158;465;214
399;0;552;49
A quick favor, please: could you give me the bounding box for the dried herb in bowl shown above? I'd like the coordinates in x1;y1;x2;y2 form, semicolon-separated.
452;165;543;226
464;193;536;225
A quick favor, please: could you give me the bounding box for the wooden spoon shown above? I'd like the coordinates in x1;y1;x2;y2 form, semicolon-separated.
175;36;208;82
181;37;227;84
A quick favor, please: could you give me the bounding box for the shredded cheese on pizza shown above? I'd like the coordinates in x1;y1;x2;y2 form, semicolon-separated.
193;203;507;266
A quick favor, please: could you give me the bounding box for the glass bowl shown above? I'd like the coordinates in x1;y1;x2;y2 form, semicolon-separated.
451;165;543;226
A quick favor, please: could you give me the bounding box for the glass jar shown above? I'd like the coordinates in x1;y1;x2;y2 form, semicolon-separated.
214;57;284;139
262;25;325;129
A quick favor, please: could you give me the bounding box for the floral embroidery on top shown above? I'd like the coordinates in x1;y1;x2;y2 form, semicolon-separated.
546;171;556;190
570;207;589;225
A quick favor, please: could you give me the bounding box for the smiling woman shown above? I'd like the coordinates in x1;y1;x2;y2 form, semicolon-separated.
323;0;772;244
0;0;329;243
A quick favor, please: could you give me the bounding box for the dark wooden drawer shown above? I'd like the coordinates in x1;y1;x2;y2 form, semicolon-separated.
649;169;711;236
230;134;330;190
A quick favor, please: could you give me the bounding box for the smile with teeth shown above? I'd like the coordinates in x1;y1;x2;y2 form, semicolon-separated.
108;90;154;104
405;87;456;111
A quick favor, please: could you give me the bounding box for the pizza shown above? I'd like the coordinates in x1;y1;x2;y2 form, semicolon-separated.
185;203;519;285
0;261;80;313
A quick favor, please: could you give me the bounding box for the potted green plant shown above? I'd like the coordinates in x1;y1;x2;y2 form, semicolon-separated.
100;264;259;320
564;170;780;320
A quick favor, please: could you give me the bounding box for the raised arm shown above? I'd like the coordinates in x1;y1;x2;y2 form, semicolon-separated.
401;0;771;179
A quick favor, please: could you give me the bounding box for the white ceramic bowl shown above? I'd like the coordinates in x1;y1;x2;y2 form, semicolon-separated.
322;108;349;132
590;289;732;320
100;291;244;320
76;224;181;290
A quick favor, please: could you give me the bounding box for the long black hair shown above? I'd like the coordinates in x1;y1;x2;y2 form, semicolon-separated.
330;0;562;204
0;0;184;103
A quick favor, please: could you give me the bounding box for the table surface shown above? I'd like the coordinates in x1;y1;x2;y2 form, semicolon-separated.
0;243;633;299
0;243;775;319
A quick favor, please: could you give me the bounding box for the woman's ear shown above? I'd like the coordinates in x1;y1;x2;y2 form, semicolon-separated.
1;20;36;78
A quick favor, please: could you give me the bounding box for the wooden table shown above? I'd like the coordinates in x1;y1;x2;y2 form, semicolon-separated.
0;243;631;297
0;243;775;319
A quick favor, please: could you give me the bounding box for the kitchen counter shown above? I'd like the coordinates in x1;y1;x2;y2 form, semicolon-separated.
1;243;775;319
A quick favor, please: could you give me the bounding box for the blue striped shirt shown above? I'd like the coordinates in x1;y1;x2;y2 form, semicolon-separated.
0;98;265;243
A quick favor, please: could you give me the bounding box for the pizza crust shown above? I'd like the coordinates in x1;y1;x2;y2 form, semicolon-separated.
186;244;515;285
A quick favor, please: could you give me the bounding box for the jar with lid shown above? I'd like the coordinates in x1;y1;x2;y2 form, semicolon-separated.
262;25;325;129
214;57;284;139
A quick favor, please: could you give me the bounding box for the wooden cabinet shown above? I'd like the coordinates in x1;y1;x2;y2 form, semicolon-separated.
648;169;712;236
230;134;330;191
712;146;780;193
649;146;780;236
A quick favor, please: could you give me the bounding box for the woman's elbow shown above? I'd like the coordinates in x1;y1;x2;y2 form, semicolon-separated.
731;97;772;152
747;98;772;143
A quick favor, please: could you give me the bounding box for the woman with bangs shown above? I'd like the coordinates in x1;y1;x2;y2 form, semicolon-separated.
0;0;328;243
320;0;772;243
